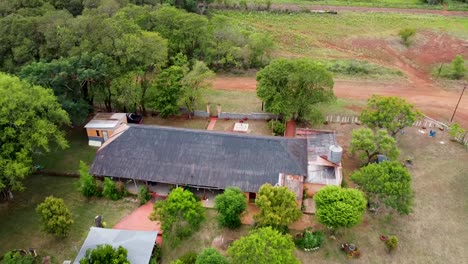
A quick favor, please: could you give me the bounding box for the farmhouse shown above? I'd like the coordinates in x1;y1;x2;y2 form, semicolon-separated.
90;124;342;204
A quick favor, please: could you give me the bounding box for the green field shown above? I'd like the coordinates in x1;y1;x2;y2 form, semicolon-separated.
0;176;137;263
242;0;468;10
216;11;468;58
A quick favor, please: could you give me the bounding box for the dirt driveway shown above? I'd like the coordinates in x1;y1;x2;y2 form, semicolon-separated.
211;76;468;127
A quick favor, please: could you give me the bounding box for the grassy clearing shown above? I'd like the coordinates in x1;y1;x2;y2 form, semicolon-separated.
216;11;468;58
161;209;221;263
33;128;96;174
315;98;366;116
0;175;137;263
143;116;209;130
200;89;263;113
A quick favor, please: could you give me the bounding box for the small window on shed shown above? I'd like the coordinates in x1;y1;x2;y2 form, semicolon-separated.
96;130;100;137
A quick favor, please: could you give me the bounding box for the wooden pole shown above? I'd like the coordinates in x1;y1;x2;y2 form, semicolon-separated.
451;84;466;122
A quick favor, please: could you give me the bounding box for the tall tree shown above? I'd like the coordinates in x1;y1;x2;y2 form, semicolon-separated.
0;73;69;200
228;227;300;264
254;184;302;232
314;186;367;229
351;161;414;215
350;128;400;164
151;187;205;245
360;95;421;136
256;58;335;122
80;244;130;264
214;187;247;229
36;196;74;236
147;65;186;117
181;60;214;118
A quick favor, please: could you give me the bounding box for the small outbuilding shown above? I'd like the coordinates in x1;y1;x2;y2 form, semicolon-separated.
73;227;158;264
84;113;127;147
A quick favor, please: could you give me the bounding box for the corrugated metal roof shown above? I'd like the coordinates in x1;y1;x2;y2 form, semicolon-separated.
73;227;157;264
84;120;121;129
90;125;308;193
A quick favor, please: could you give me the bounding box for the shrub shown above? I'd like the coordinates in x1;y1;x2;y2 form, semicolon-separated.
195;248;228;264
295;230;325;251
268;120;285;136
0;251;34;264
151;244;162;264
398;28;416;46
36;196;74;237
95;179;104;197
386;236;399;252
177;251;198;264
115;181;127;197
449;123;466;140
214;187;247;229
78;161;95;197
139;186;152;205
103;177;120;200
451;55;465;80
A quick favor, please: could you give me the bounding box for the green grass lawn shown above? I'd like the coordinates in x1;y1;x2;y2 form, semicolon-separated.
216;11;468;58
33;128;96;174
199;89;263;113
0;175;138;263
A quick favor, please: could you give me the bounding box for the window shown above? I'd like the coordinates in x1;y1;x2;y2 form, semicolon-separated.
96;130;100;137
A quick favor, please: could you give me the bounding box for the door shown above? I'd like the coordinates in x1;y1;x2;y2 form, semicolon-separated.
103;131;108;141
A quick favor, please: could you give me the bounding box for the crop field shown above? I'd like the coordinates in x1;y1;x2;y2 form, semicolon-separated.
217;11;467;59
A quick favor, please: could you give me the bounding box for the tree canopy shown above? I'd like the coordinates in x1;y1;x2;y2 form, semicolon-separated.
79;244;130;264
360;95;421;136
195;248;228;264
36;196;74;236
256;58;335;122
351;161;414;215
3;3;273;124
350;128;400;164
227;227;300;264
0;73;69;200
314;186;367;229
214;187;247;229
254;184;302;232
151;187;205;245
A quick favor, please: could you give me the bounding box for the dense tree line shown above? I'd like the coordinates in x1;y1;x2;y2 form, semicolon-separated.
0;1;273;124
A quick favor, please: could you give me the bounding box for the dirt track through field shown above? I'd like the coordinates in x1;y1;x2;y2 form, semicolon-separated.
270;4;468;17
211;76;468;127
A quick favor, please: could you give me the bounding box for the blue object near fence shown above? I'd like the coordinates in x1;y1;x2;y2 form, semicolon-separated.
429;130;436;137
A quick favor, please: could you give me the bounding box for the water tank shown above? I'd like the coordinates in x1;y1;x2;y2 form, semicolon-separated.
329;145;343;164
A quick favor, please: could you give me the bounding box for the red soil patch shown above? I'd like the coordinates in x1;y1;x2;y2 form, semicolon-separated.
403;31;468;69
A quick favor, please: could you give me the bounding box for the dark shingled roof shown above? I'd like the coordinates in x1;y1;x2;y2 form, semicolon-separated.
90;125;308;193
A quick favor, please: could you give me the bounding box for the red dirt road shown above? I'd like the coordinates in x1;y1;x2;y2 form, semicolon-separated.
211;76;468;127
